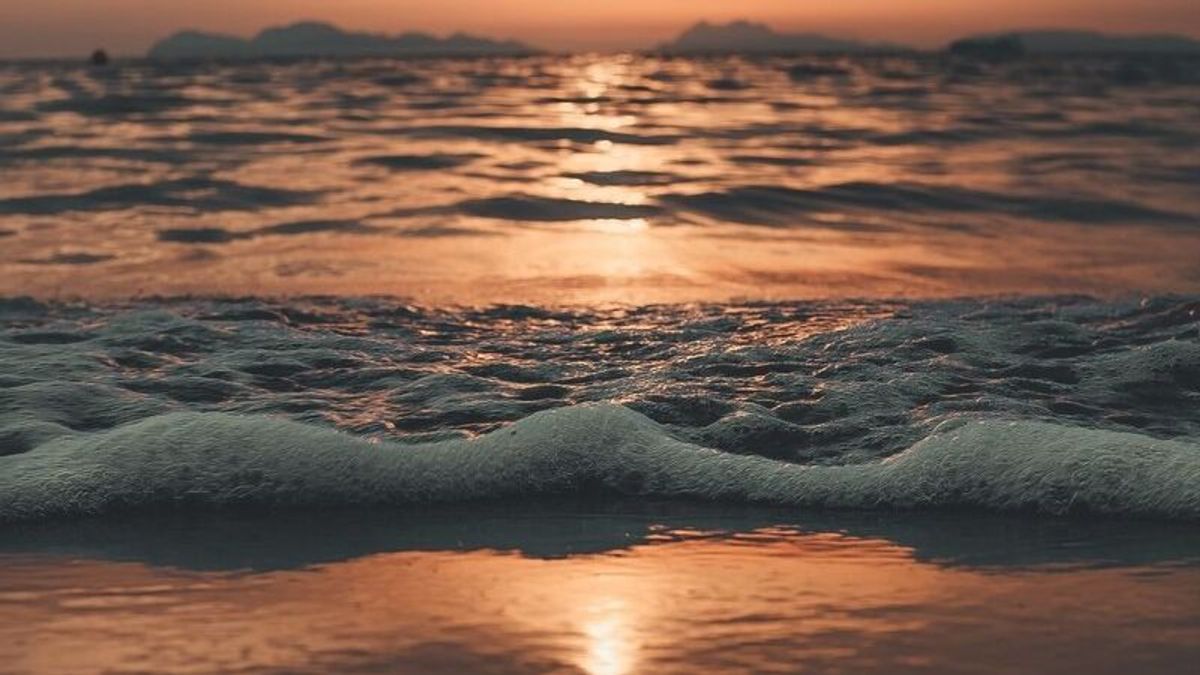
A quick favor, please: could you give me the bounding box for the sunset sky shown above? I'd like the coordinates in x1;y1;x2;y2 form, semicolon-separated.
1;0;1199;57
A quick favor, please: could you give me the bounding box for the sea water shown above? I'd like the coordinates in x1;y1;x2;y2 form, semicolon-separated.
1;53;1199;674
0;54;1198;302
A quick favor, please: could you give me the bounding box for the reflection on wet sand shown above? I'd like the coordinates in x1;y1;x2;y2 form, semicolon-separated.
2;506;1199;674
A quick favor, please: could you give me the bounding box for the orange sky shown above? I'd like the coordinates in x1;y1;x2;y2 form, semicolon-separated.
1;0;1199;57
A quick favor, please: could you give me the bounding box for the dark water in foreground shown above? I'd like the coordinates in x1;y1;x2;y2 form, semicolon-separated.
3;295;1195;672
1;295;1197;672
1;295;1198;521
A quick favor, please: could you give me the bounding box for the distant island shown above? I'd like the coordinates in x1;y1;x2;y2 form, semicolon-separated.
143;20;1200;60
148;21;537;59
654;21;1200;57
947;30;1200;56
655;21;905;54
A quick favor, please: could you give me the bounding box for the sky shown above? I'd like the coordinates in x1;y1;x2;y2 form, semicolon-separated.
1;0;1199;57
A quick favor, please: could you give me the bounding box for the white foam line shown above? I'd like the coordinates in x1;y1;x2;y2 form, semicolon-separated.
2;404;1198;522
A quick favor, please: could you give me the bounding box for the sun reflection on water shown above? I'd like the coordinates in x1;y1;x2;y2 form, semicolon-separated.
583;598;635;675
3;526;1200;674
2;54;1199;302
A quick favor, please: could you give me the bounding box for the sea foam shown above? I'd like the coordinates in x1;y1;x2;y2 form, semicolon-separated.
2;404;1197;522
2;296;1198;522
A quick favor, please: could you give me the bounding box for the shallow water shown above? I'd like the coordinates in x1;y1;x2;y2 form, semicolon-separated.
1;295;1198;521
1;54;1199;302
2;505;1200;675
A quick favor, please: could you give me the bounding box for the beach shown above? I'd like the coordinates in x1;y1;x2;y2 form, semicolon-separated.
2;52;1199;673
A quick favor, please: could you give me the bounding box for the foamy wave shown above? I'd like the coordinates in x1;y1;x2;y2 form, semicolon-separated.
3;404;1197;523
3;296;1198;522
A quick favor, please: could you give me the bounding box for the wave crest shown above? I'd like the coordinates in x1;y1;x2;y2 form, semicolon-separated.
3;404;1197;523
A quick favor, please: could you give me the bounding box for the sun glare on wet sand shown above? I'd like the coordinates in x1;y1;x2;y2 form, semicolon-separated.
5;514;1200;674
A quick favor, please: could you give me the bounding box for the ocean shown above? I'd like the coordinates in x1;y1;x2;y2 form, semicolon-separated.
1;54;1199;674
0;54;1198;301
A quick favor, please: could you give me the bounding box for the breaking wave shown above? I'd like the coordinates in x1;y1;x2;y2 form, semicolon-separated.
2;296;1198;522
1;404;1197;523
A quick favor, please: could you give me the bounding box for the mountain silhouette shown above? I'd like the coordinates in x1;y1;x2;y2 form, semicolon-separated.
657;21;905;54
950;30;1200;54
145;20;1200;60
148;21;537;59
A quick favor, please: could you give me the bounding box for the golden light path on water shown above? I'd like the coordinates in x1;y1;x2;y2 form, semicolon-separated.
2;54;1199;304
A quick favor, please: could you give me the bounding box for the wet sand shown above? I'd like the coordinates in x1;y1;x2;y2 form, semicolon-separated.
3;505;1199;674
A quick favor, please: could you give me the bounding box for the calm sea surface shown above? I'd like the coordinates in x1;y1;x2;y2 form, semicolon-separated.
0;54;1197;302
